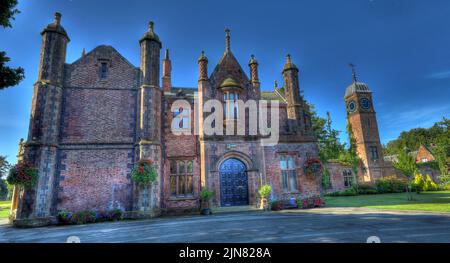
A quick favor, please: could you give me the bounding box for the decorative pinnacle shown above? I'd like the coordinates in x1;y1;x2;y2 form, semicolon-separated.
349;63;357;83
198;50;208;62
274;80;278;88
225;28;230;52
286;54;292;63
164;49;169;60
148;21;154;32
249;54;258;65
54;12;62;25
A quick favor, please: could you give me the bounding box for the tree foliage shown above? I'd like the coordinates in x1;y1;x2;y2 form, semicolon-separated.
383;117;450;156
309;105;345;162
0;0;24;90
0;0;20;28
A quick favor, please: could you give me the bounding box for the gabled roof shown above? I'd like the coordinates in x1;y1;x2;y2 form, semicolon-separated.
69;45;138;69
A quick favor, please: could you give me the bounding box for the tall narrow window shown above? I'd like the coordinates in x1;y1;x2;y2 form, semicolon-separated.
280;155;297;192
172;107;190;130
369;146;379;160
170;160;194;197
224;92;239;120
343;170;353;187
100;62;108;79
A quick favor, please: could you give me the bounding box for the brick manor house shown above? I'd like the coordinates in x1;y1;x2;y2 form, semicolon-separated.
10;13;393;225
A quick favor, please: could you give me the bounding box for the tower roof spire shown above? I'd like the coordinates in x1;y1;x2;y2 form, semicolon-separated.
225;28;231;52
349;63;357;83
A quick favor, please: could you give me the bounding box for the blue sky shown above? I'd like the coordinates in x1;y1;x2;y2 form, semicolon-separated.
1;0;449;164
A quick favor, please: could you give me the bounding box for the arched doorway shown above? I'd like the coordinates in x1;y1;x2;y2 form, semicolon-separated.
219;158;249;206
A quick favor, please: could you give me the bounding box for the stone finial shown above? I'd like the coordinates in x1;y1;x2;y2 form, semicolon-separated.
225;28;230;52
148;21;154;32
274;80;278;88
164;49;169;60
54;12;62;25
249;54;258;65
286;54;292;63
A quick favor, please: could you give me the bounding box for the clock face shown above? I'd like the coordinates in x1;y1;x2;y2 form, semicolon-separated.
360;98;371;110
348;100;356;113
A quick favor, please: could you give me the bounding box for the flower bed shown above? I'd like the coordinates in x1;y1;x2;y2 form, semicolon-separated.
57;209;124;225
296;195;326;209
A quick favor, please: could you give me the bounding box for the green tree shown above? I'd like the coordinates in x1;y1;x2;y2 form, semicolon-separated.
393;149;418;200
0;0;24;90
0;156;11;200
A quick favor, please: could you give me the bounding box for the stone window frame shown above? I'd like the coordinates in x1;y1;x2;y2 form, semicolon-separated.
369;146;379;160
169;159;194;198
279;154;298;193
343;169;353;188
97;58;111;80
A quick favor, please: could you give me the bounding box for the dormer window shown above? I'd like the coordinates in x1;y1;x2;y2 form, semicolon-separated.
224;91;239;120
100;62;108;79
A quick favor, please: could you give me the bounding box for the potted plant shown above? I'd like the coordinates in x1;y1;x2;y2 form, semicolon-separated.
199;187;214;215
258;184;272;210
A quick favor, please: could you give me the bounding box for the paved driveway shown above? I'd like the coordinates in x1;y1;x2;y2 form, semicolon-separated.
1;208;450;243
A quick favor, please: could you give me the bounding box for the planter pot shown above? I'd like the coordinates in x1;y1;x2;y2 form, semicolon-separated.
200;208;212;215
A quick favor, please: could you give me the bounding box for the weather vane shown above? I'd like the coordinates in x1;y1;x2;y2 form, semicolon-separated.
349;63;357;83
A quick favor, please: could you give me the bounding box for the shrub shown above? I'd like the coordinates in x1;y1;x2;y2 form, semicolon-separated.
357;183;378;195
6;162;38;189
423;175;438;191
270;200;284;211
200;187;214;201
376;176;407;193
71;210;96;224
110;209;123;221
131;160;157;186
258;185;272;199
57;209;72;224
296;196;325;209
412;174;425;193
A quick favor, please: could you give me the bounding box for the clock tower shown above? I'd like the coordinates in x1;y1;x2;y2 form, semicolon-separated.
345;65;385;182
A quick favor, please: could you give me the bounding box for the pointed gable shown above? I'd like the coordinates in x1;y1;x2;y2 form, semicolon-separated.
209;51;250;89
64;45;140;89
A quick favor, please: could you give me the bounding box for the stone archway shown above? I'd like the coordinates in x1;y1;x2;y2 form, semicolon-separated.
219;158;249;206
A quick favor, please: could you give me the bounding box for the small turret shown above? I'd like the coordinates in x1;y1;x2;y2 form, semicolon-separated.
38;12;69;85
198;51;208;81
282;54;303;120
162;49;171;92
139;21;161;86
248;55;259;88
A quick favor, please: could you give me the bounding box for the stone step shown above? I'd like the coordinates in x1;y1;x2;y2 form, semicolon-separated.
212;205;262;214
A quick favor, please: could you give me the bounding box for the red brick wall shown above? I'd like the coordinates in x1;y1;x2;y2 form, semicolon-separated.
57;149;133;212
264;143;321;200
61;88;136;144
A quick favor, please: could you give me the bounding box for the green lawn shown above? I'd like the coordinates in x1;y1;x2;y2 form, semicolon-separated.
0;201;11;219
325;191;450;213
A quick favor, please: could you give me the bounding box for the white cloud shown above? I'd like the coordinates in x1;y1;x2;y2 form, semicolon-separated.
427;70;450;80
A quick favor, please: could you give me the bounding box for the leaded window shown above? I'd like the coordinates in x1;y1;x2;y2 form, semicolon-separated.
280;155;297;192
343;169;353;187
224;92;239;120
170;160;194;197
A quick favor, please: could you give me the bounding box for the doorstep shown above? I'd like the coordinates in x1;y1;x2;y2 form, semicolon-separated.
212;205;263;214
